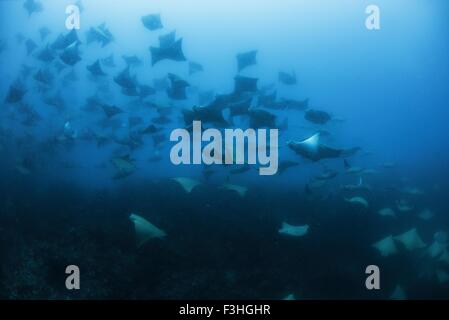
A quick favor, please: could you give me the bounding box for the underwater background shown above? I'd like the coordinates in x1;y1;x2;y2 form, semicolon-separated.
1;0;449;299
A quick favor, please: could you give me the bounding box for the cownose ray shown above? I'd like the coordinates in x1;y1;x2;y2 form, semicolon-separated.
182;105;228;127
102;54;115;67
258;90;277;109
221;184;248;197
33;68;54;86
345;196;369;208
86;23;114;47
314;169;338;180
287;133;360;162
189;61;204;75
122;55;142;67
114;66;137;89
278;222;309;237
171;177;201;193
439;250;449;265
36;44;55;62
149;38;186;66
23;0;43;17
304;109;332;125
39;26;51;41
427;240;446;258
234;75;258;94
129;213;166;247
25;39;37;55
236;50;257;72
377;207;396;218
52;29;80;50
278;71;297;85
372;235;398;257
87;59;106;76
5;80;27;104
281;98;309;111
396;199;414;213
159;31;176;48
102;104;124;118
167;73;190;100
248;109;276;128
390;285;406;300
436;269;449;284
401;186;424;196
344;159;365;175
141;14;163;31
283;294;296;300
417;208;434;220
228;98;252;117
278;160;299;174
435;231;448;245
112;155;135;179
60;42;81;66
394;228;426;251
428;231;448;258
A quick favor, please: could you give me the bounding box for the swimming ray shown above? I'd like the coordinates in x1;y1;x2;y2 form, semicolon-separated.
159;31;176;48
278;160;299;174
390;285;406;300
439;250;449;265
394;228;426;251
25;39;37;55
345;196;369;208
221;184;248;197
129;213;166;247
427;240;446;258
436;269;449;284
189;61;204;75
171;177;201;193
279;222;309;237
141;14;163;31
86;23;114;47
102;104;124;118
234;75;258;94
372;235;398;257
288;133;360;162
87;59;106;76
5;80;27;104
60;42;81;66
304;109;331;125
236;50;257;72
279;70;297;85
167;73;190;100
150;38;186;65
36;44;55;62
39;27;51;41
377;207;396;218
396;199;414;213
417;208;434;220
23;0;43;17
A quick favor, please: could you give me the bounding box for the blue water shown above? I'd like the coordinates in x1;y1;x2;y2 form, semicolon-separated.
0;0;448;299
